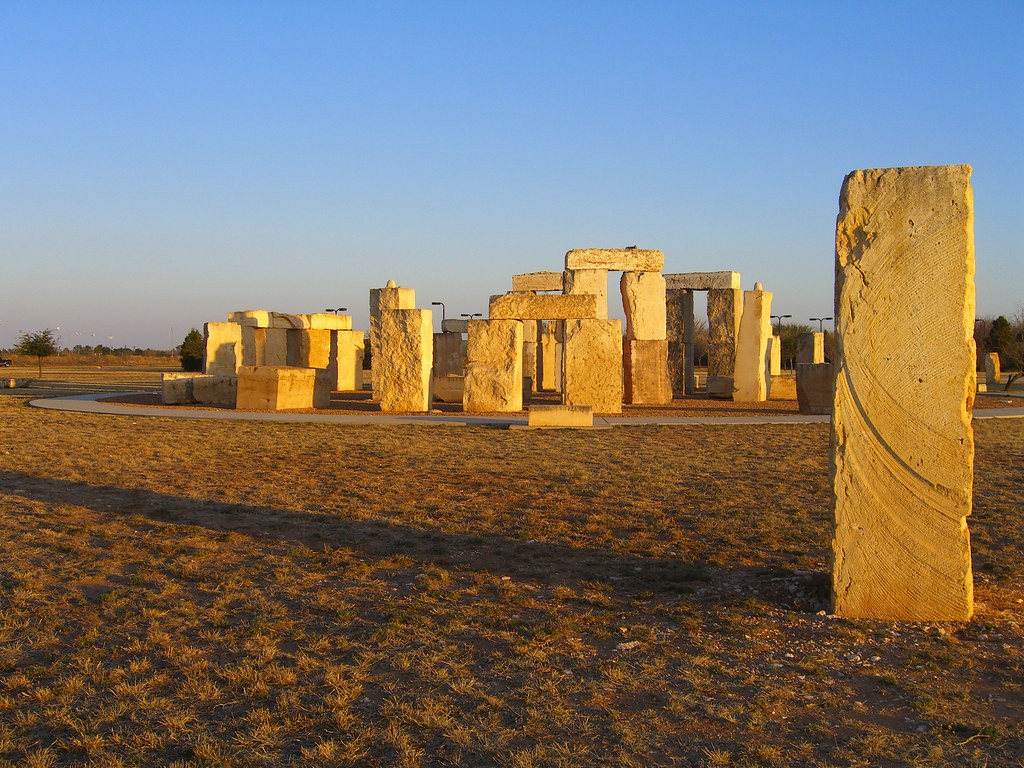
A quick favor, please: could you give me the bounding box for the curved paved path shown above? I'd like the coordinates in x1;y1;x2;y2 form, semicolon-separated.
29;392;1024;427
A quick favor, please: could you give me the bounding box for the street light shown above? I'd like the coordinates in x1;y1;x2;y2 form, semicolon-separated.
431;301;446;326
325;307;348;315
771;314;791;331
809;317;833;332
460;313;482;320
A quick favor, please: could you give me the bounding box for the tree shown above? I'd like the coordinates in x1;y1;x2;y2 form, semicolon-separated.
180;328;204;372
16;329;59;377
984;312;1024;391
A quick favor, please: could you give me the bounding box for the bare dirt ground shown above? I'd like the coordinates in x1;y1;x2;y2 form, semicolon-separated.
0;368;1021;767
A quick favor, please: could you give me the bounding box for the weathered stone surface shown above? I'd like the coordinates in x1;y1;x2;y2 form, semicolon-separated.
464;320;523;413
539;322;558;391
522;319;539;344
797;332;825;365
665;289;688;396
621;271;667;341
564;269;609;319
768;335;782;376
308;313;353;331
203;322;242;376
733;283;773;402
236;366;317;410
985;352;1000;387
489;293;598;321
705;376;734;398
562;319;622;413
528;405;593;427
262;328;289;366
441;318;470;334
369;282;416;395
832;164;975;622
623;339;672;404
228;309;271;328
287;329;332;369
269;312;312;330
707;288;741;382
334;330;366;391
664;271;741;290
162;373;237;406
377;308;433;413
512;271;564;292
433;332;464;378
432;374;464;403
769;373;796;400
522;341;537;392
796;363;831;414
565;248;664;272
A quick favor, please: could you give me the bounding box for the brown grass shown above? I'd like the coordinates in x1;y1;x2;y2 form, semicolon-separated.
0;370;1021;767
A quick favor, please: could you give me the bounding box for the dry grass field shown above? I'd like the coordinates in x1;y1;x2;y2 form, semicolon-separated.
0;369;1021;767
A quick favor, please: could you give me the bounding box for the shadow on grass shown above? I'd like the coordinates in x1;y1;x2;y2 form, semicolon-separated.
0;469;830;611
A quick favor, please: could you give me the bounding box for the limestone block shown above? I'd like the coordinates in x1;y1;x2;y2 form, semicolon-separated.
433;332;464;377
768;335;782;376
512;271;564;292
334;330;366;391
707;288;742;382
769;373;796;400
240;325;259;367
306;313;351;331
203;322;242;376
489;293;598;321
565;248;664;272
432;374;465;403
623;339;672;404
464;320;524;413
797;332;825;365
733;283;773;402
665;288;691;396
539;322;558;391
287;329;332;369
682;290;696;395
262;328;289;366
832;164;975;621
161;373;236;406
796;363;831;414
522;341;538;392
228;309;271;328
528;405;593;427
664;271;741;290
522;319;539;343
441;318;469;334
562;319;622;413
236;366;317;410
377;308;433;413
269;312;312;330
621;271;667;341
564;269;609;319
706;376;734;398
161;373;195;405
370;282;416;394
985;352;1000;386
554;341;563;393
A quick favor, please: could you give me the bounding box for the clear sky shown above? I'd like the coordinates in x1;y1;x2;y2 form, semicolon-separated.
2;1;1021;350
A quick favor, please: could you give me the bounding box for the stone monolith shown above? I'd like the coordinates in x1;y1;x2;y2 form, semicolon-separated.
706;288;741;398
203;322;242;376
797;332;825;365
984;352;1000;387
733;283;773;402
564;269;609;319
370;281;416;395
376;308;433;413
464;320;524;413
832;164;975;622
562;319;623;413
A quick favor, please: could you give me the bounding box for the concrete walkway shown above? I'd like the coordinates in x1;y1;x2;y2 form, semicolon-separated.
29;392;1024;427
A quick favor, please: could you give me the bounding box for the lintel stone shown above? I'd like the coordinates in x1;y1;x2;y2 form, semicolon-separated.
490;293;598;321
512;271;564;292
565;248;664;272
664;271;741;291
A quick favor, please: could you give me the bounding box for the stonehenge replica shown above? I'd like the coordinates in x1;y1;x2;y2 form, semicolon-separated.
156;163;984;623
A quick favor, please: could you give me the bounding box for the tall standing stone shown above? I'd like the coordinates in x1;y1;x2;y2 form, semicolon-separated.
984;352;1000;387
832;165;975;621
464;320;524;413
203;322;242;376
733;283;773;402
377;308;433;413
706;288;742;398
797;332;825;365
369;281;416;395
665;289;689;397
562;319;623;413
621;271;671;404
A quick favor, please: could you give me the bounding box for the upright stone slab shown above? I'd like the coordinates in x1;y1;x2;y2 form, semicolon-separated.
539;322;558;391
665;289;688;397
566;248;664;272
623;339;672;404
464;320;524;413
797;332;825;365
832;165;975;621
620;272;667;341
706;288;742;398
377;308;433;413
369;281;416;395
262;328;289;366
287;329;332;369
796;363;832;414
562;319;623;413
768;335;782;375
984;352;1000;387
564;269;608;319
733;283;773;402
334;330;366;391
203;322;242;376
433;332;464;377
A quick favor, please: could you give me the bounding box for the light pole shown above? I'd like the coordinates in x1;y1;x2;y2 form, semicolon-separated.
325;307;348;315
771;314;791;332
460;313;482;321
809;317;832;332
431;301;446;329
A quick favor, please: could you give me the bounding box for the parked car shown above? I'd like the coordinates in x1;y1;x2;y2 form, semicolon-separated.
0;358;11;367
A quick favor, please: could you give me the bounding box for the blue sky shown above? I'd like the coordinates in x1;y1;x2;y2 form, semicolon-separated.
2;1;1021;349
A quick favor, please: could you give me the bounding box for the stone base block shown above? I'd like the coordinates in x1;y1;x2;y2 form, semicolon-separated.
161;373;237;407
769;373;797;400
562;319;622;414
623;339;672;404
528;405;593;427
797;364;832;414
236;366;318;410
706;375;734;399
432;375;465;403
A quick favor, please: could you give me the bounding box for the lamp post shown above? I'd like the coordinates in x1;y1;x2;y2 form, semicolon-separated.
771;314;791;332
431;301;446;329
460;313;482;321
325;307;348;315
809;317;833;332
